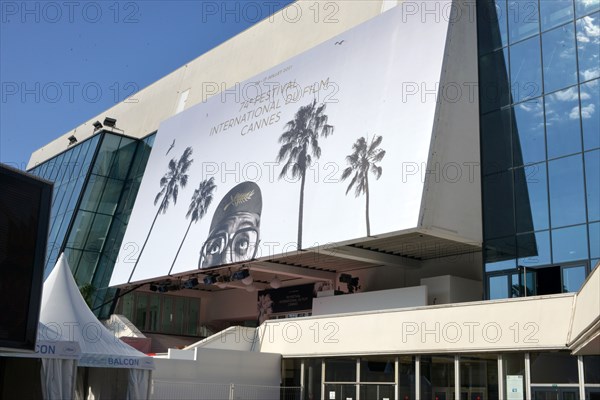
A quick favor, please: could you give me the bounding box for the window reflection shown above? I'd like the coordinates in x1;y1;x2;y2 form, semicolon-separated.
577;13;600;82
548;155;586;227
485;236;517;272
589;222;600;259
541;0;575;31
478;0;509;53
517;231;552;266
552;224;589;262
512;99;546;166
508;0;540;43
576;0;600;18
510;36;543;102
489;275;509;299
515;163;549;232
563;265;586;292
484;171;515;238
586;150;600;221
580;80;600;150
542;23;578;93
480;49;511;113
545;87;582;159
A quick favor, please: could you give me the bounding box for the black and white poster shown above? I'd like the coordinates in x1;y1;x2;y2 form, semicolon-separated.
111;3;450;285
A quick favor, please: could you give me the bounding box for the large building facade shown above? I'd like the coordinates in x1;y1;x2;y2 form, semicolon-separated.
26;1;599;399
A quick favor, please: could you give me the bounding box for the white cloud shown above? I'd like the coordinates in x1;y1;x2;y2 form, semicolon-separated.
581;103;596;119
554;87;579;102
569;106;581;120
582;68;600;81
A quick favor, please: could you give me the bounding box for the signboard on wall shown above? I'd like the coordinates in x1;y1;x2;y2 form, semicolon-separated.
258;283;315;323
506;375;524;400
111;3;450;285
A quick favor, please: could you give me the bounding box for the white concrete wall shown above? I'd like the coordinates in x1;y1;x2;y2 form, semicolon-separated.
256;294;576;356
418;0;482;243
420;275;481;305
152;347;280;385
28;0;386;168
312;285;427;315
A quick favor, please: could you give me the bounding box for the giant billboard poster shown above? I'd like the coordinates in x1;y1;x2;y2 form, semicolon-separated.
111;3;450;285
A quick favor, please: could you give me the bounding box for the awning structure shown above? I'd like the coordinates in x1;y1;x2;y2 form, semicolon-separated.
40;254;154;370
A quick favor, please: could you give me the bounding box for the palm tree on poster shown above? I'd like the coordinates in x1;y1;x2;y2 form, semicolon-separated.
127;146;194;282
340;135;386;237
276;99;334;249
168;177;217;275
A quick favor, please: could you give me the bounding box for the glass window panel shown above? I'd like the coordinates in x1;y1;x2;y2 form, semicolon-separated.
542;23;578;93
161;297;173;334
510;36;543;102
84;214;112;253
512;99;546;166
304;358;323;400
577;14;600;82
545;86;582;159
563;265;587;292
518;231;552;266
460;355;499;400
80;135;100;175
478;0;509;54
590;222;600;259
325;358;356;382
360;356;395;383
92;134;121;176
489;274;510;299
484;171;516;238
548;155;586;227
552;224;589;262
479;48;511;113
482;109;513;175
135;293;148;331
530;352;579;383
580;80;600;150
420;355;455;399
79;175;107;213
283;359;302;387
398;356;416;400
485;236;518;271
584;355;600;383
173;297;184;335
48;153;65;183
576;0;600;17
508;0;540;43
109;137;136;180
148;295;160;332
74;251;100;285
186;299;199;336
541;0;575;31
515;163;549;232
97;178;124;215
120;293;134;322
65;211;93;249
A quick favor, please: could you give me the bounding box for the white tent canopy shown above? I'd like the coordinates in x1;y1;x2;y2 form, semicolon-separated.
40;254;154;399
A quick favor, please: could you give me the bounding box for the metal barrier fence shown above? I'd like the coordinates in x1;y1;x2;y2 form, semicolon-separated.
151;380;301;400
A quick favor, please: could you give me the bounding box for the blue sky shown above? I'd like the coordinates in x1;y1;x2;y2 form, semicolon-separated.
0;0;293;169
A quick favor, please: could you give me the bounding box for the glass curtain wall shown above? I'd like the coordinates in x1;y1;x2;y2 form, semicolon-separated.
29;135;101;276
477;0;600;299
29;131;155;317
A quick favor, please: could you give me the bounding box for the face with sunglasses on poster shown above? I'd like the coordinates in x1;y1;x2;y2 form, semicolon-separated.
199;181;262;269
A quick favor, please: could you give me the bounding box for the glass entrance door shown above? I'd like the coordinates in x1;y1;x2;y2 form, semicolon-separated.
531;387;579;400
